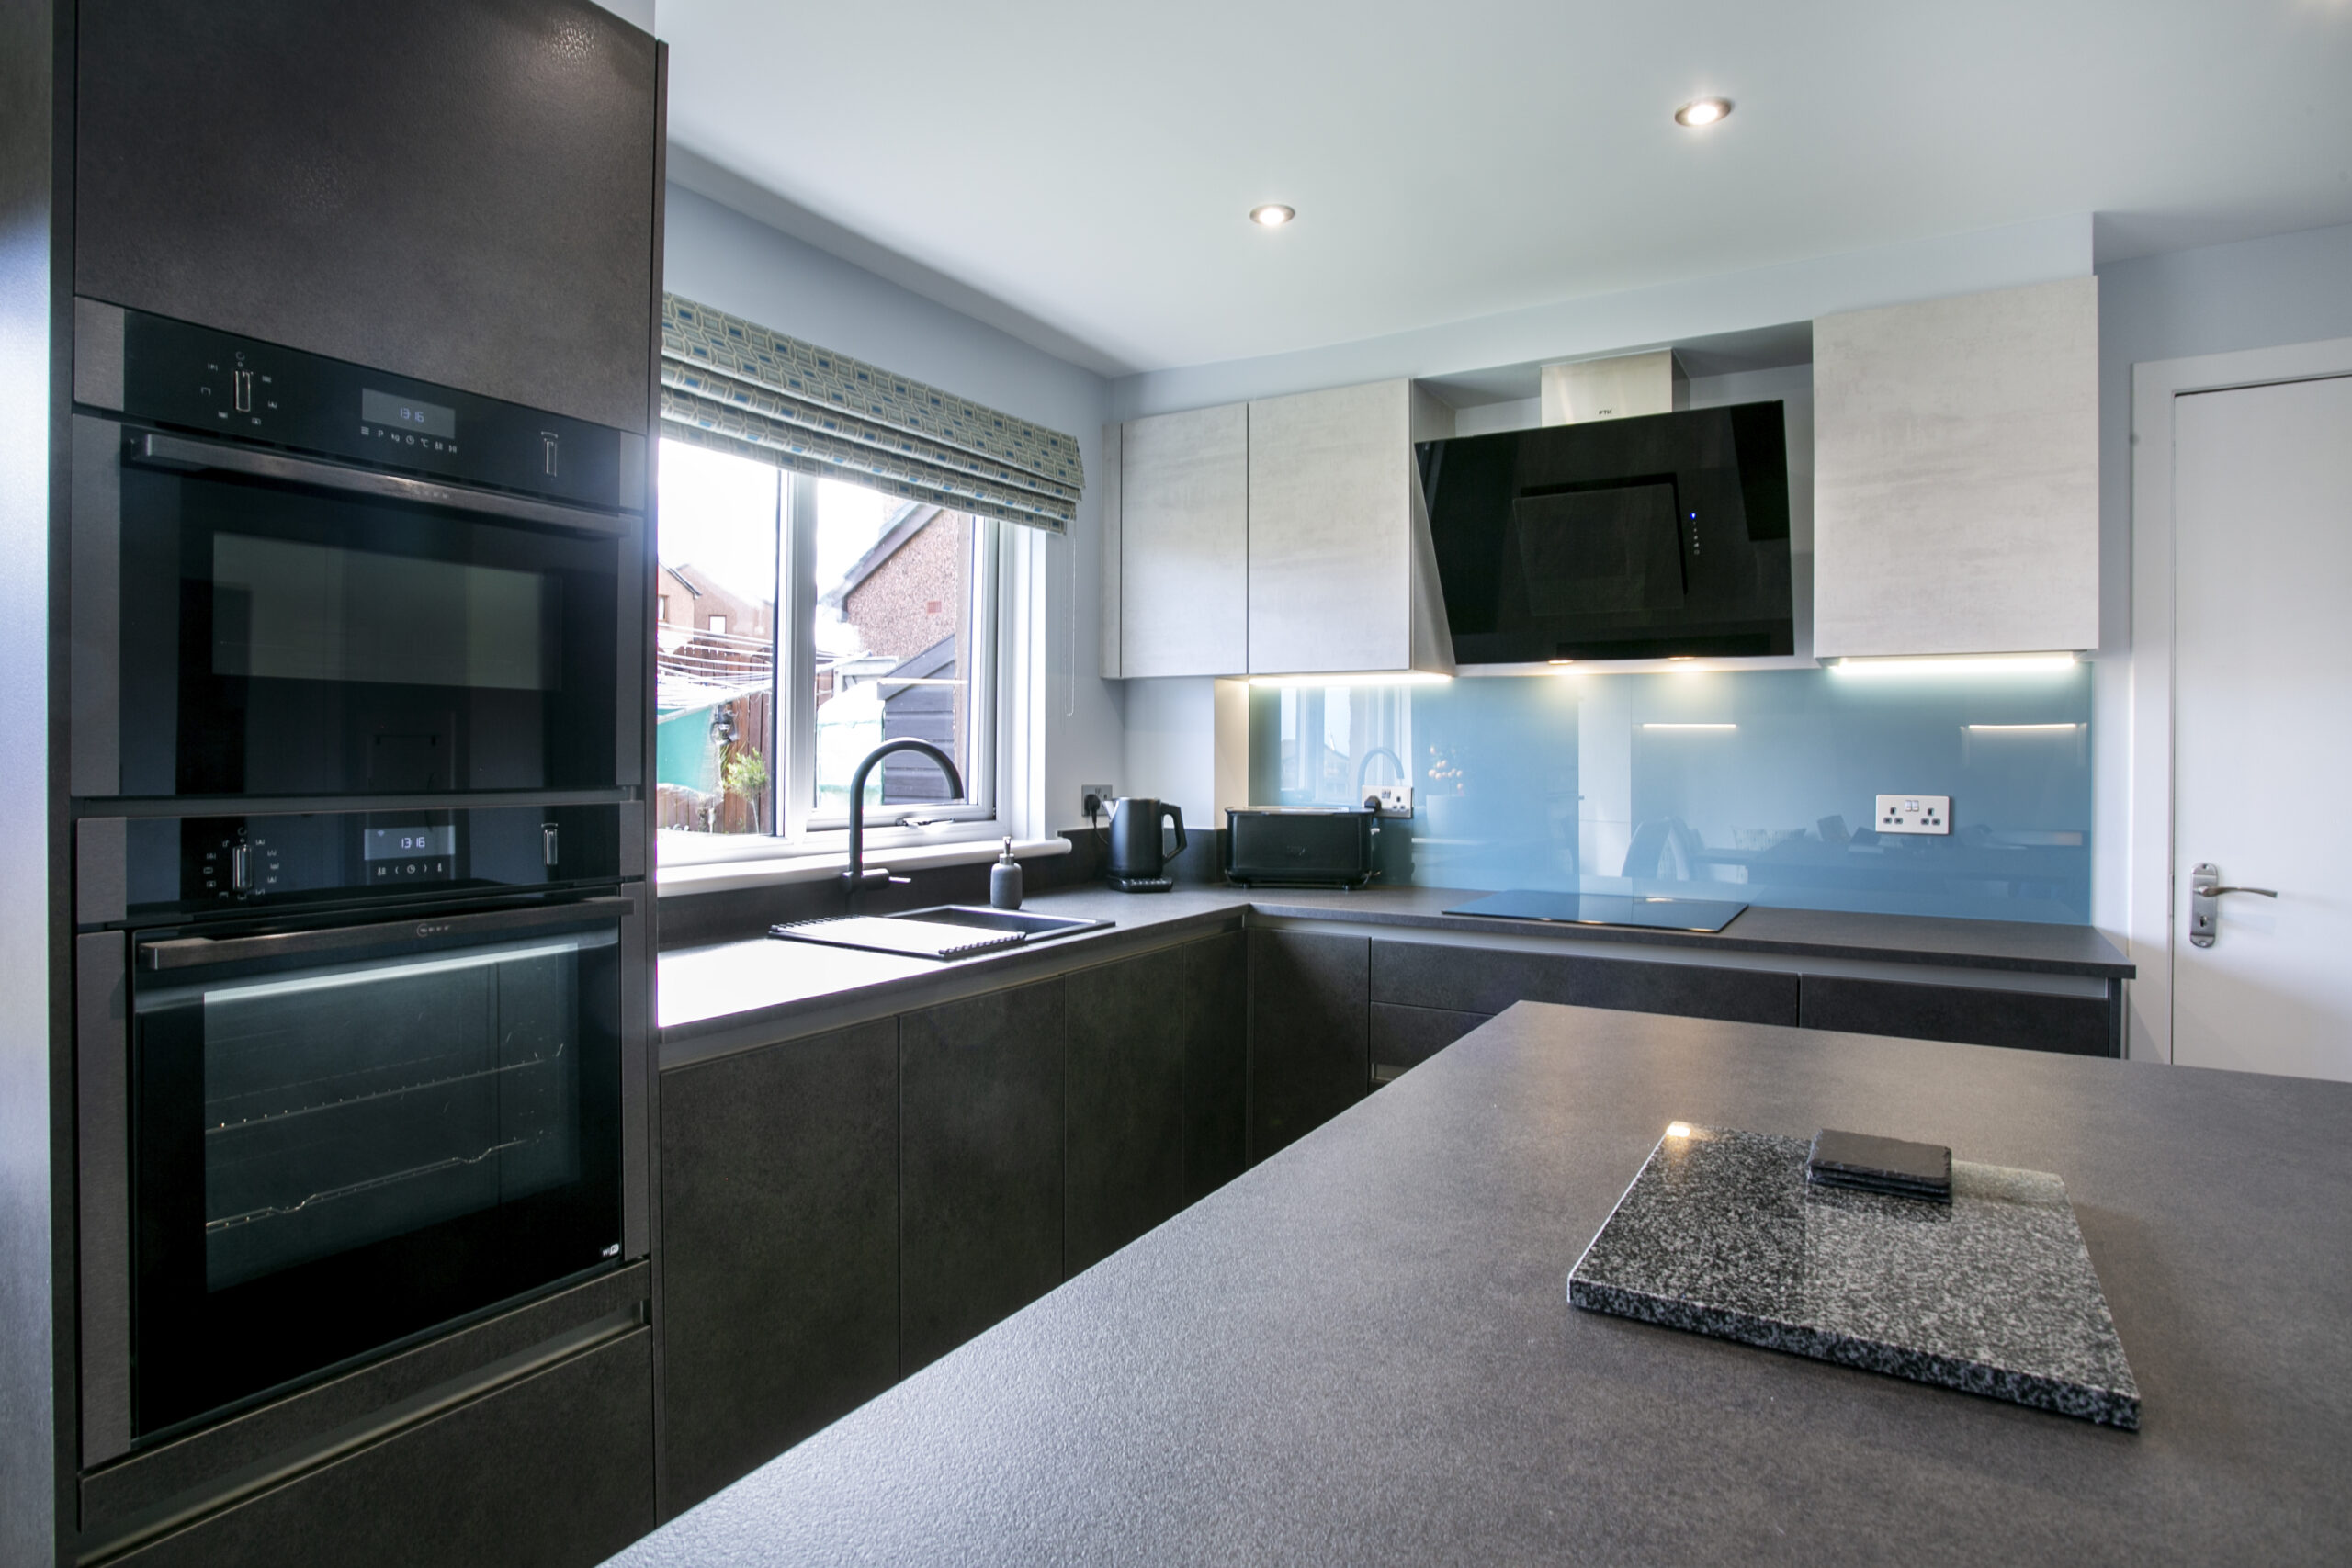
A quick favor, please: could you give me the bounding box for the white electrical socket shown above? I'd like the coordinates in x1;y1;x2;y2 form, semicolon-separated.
1078;784;1116;819
1368;784;1415;818
1876;794;1951;836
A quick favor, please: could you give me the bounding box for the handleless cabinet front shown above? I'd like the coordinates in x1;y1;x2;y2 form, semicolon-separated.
1117;405;1249;677
899;980;1066;1373
658;1020;900;1515
1063;950;1189;1276
1248;930;1370;1159
1248;381;1412;675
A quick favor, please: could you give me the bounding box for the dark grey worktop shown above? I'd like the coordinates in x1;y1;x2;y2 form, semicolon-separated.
610;1003;2349;1566
657;883;2132;1058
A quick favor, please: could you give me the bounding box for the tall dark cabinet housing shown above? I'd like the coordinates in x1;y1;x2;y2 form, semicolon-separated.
8;6;666;1566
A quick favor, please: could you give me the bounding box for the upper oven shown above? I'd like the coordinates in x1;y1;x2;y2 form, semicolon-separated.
69;301;644;802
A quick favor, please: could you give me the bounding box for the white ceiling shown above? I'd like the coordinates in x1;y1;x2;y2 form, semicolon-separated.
660;0;2352;378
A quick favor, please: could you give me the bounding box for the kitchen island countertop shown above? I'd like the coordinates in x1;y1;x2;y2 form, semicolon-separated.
605;1002;2350;1566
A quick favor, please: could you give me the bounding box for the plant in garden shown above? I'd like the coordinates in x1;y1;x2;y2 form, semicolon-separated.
722;749;769;833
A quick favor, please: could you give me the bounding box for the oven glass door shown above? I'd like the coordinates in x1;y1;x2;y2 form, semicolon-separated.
113;450;625;796
129;901;623;1440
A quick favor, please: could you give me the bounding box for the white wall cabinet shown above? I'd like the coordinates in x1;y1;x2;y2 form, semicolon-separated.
1104;404;1249;678
1812;276;2100;658
1103;379;1452;681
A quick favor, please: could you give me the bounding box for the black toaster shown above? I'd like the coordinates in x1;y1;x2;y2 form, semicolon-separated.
1223;807;1378;888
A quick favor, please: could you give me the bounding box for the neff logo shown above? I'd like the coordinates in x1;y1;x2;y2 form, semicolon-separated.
417;922;452;938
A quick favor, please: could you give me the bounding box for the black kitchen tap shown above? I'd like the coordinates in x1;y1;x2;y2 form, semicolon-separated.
838;738;965;897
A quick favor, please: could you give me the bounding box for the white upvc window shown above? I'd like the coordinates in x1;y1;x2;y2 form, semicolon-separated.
655;440;1007;874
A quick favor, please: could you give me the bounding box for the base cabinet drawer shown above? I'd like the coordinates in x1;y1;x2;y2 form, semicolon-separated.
1370;940;1798;1027
114;1329;653;1568
1370;1002;1489;1083
1797;976;2114;1056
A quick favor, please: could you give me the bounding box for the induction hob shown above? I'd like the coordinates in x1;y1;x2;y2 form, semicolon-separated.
1443;889;1749;933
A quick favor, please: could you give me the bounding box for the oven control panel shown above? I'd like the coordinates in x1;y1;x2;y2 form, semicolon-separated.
89;304;639;513
119;805;624;919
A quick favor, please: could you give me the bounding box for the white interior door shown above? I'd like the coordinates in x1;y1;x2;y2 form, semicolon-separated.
2171;372;2352;1078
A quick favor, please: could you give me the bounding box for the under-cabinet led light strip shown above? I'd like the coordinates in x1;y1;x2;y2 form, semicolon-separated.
1829;654;2078;679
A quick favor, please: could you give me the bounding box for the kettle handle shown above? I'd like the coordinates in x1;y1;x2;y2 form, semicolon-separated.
1160;802;1188;857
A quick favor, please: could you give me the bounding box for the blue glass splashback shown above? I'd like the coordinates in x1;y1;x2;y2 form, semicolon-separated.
1246;665;2094;924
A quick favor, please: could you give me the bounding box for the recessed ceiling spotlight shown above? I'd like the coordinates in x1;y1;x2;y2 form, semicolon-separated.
1250;203;1295;228
1674;96;1732;129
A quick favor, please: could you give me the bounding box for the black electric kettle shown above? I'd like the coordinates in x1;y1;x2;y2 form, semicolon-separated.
1106;797;1187;891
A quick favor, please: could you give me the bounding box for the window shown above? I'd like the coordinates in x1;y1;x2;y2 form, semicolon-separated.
655;440;998;858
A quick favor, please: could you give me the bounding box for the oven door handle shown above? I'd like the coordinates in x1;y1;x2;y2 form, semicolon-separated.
138;896;629;972
130;431;635;536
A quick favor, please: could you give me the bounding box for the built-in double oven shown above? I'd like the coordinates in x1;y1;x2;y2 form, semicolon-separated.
70;302;650;1463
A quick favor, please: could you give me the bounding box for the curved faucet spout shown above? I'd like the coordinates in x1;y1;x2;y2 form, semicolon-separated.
839;738;966;898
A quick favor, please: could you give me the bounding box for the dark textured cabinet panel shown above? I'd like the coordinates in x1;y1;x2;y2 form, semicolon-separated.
901;981;1066;1374
658;1021;899;1515
1799;976;2115;1057
1249;931;1369;1161
1064;950;1189;1277
1370;940;1798;1027
1370;1002;1490;1080
74;0;658;431
1183;931;1250;1201
118;1330;652;1568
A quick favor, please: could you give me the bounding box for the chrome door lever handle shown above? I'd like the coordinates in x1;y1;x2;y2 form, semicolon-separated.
2188;863;2277;948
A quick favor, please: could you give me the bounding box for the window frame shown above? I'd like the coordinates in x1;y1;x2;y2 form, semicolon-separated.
655;456;1011;873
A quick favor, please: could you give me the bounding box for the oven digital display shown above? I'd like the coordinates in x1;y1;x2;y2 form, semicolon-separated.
360;387;456;439
364;827;457;861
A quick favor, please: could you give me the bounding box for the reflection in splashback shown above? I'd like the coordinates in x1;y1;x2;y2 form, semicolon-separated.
1245;665;2094;924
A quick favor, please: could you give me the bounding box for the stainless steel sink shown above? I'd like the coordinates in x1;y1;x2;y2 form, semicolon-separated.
770;905;1112;960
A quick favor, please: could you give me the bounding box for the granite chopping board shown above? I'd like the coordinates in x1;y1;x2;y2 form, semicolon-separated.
1568;1125;2140;1427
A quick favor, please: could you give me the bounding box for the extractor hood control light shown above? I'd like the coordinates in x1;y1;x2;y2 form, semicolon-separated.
1876;795;1951;836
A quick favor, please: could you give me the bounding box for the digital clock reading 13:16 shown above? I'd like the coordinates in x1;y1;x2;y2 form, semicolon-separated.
363;827;457;860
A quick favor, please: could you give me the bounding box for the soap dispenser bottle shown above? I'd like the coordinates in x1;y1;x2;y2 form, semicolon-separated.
989;838;1023;910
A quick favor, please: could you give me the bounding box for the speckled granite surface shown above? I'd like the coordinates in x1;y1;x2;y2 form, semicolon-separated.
1571;1126;2140;1427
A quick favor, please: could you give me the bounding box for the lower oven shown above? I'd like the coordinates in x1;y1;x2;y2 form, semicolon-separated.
76;888;641;1461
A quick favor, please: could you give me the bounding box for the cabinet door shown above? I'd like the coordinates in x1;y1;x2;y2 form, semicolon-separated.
74;3;657;433
1248;381;1410;675
116;1330;652;1568
1813;277;2099;658
1369;939;1798;1026
1798;976;2114;1057
658;1021;899;1514
900;980;1066;1373
1120;404;1249;676
1249;930;1369;1159
1183;931;1249;1201
1064;949;1189;1276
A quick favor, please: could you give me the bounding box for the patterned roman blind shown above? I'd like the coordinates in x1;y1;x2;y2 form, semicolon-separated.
658;293;1083;532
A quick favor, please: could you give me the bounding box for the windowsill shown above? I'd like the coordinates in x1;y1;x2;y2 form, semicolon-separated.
655;832;1071;897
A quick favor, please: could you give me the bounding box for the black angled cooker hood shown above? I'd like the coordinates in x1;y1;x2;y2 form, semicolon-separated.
1417;401;1794;664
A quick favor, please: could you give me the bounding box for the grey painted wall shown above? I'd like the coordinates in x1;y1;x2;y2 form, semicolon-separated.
660;184;1123;836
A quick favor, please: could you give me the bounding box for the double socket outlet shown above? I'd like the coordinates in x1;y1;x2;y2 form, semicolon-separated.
1876;795;1951;835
